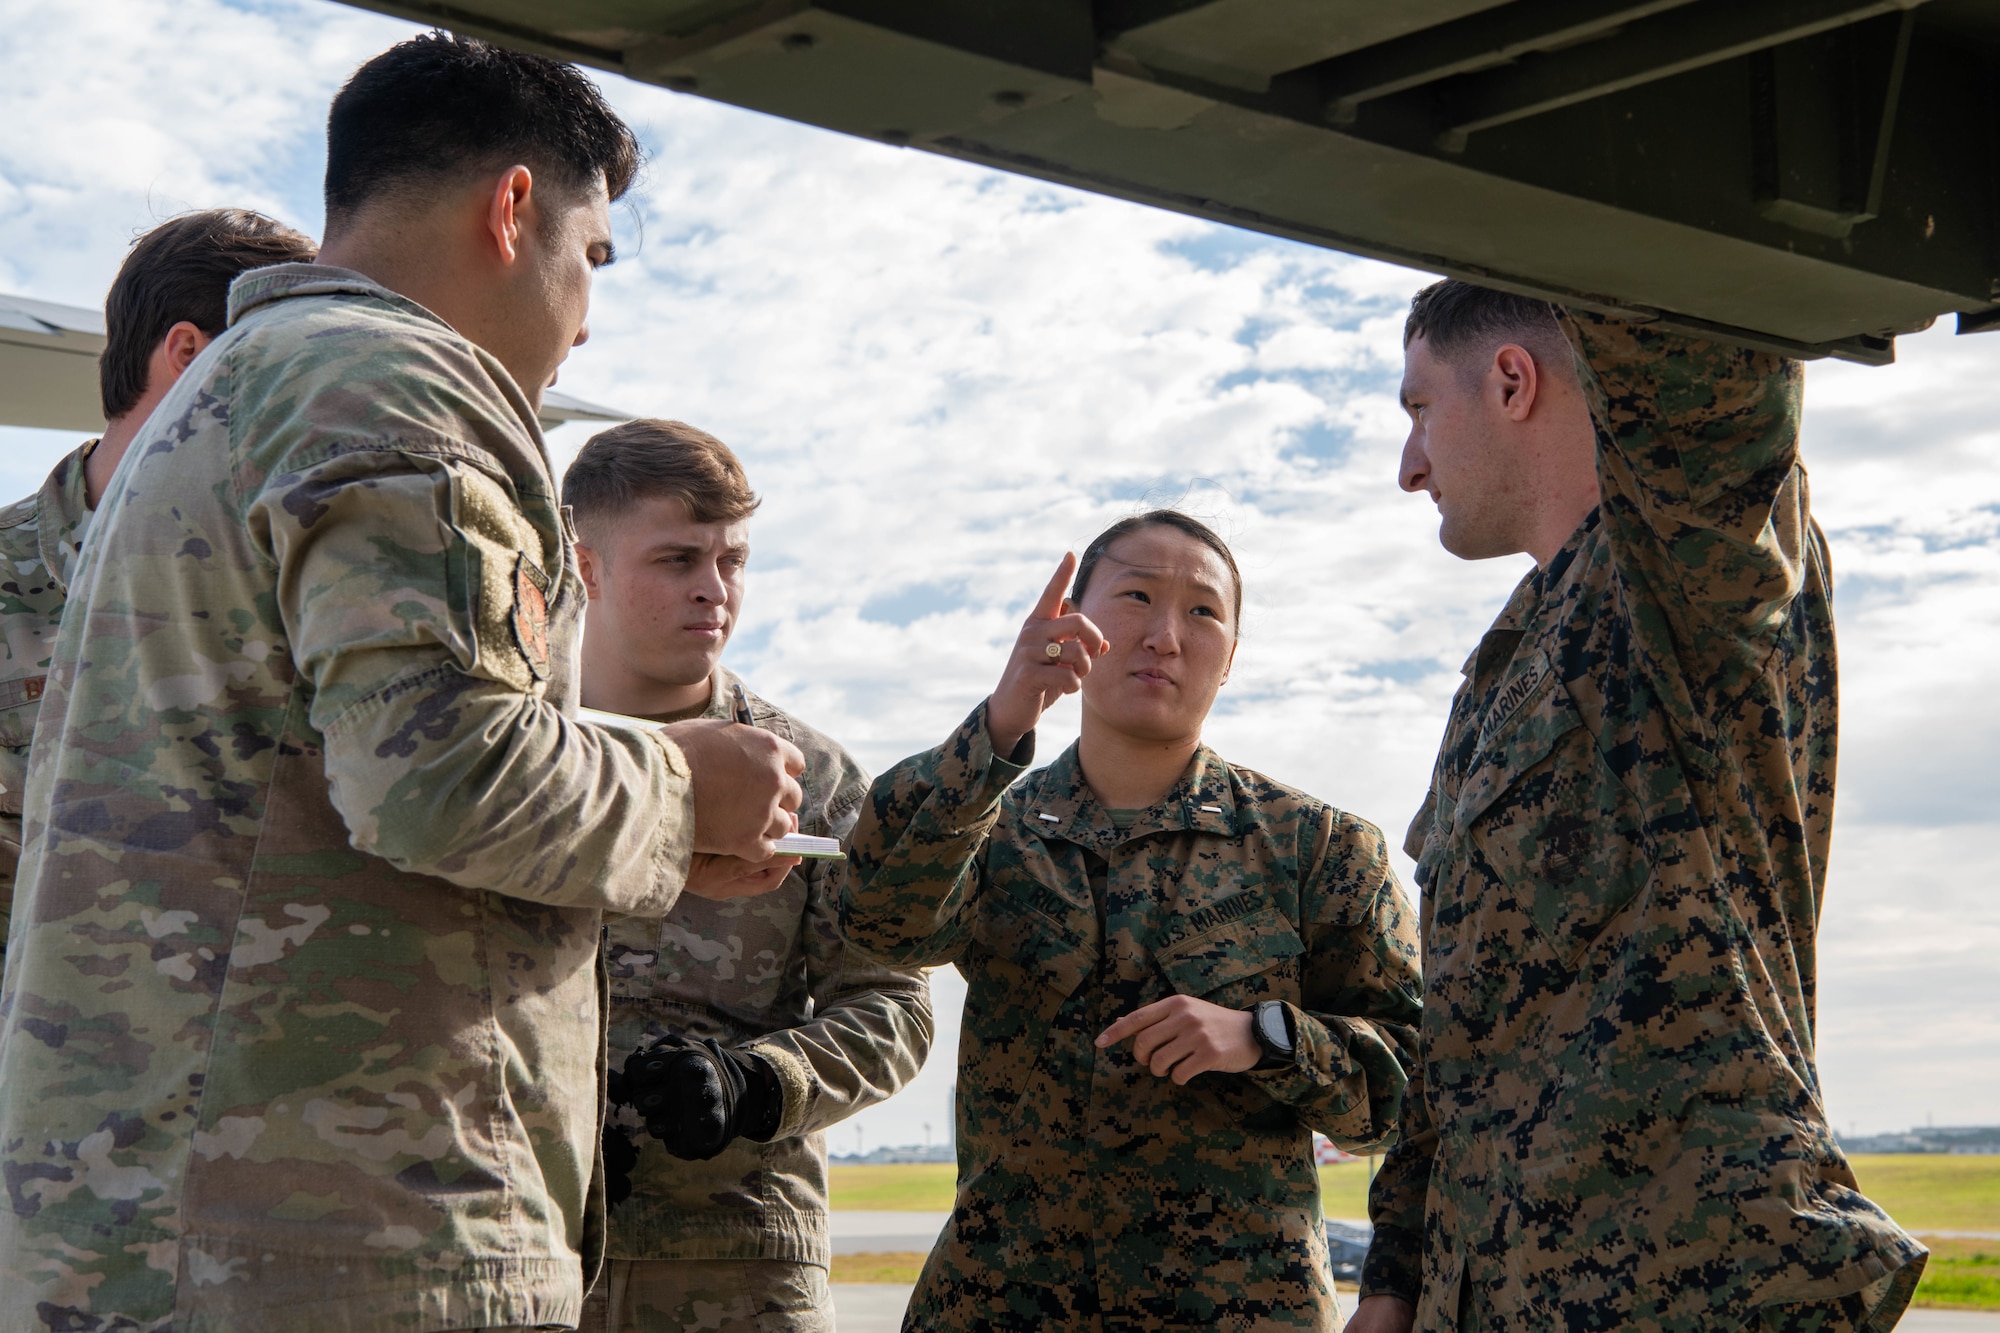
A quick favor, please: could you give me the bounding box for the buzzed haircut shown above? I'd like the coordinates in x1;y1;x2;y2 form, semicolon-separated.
324;31;642;228
99;209;317;420
1073;510;1244;630
1404;278;1572;378
564;419;762;544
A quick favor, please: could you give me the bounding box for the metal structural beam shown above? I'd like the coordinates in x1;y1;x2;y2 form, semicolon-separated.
1426;0;1926;149
333;0;2000;366
1317;0;1701;124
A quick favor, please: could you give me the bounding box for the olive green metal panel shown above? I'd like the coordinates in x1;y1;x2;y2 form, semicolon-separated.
334;0;2000;363
1103;0;1516;91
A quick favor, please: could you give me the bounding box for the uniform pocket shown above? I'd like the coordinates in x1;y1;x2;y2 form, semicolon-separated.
1154;902;1305;1003
962;891;1096;1141
1455;654;1652;969
972;880;1096;999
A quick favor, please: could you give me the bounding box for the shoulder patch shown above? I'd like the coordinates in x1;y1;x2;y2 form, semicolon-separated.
512;553;552;680
0;676;46;711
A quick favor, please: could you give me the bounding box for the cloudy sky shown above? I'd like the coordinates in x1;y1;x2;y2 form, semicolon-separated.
1;0;1993;1156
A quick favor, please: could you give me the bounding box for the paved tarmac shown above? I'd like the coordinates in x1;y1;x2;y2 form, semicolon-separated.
828;1209;948;1255
823;1296;2000;1332
824;1214;2000;1331
829;1283;914;1333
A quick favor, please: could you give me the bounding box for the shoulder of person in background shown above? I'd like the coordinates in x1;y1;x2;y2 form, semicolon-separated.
729;671;869;840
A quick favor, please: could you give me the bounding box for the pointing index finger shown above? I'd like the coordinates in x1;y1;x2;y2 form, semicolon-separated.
1030;552;1077;623
1095;1000;1168;1047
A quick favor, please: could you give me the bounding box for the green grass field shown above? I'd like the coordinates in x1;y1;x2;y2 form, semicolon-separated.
831;1156;2000;1307
828;1162;958;1211
1849;1154;2000;1233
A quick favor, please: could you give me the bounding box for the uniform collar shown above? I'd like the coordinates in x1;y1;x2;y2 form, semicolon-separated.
226;262;456;334
1024;741;1239;850
1461;571;1541;678
1457;508;1603;679
38;439;95;593
694;665;750;722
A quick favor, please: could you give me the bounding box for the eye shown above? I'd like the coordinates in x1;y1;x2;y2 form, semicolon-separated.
1191;604;1218;619
1121;589;1151;604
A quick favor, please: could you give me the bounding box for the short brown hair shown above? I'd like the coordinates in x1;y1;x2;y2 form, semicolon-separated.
564;419;761;540
100;209;317;419
1073;510;1243;631
1404;278;1570;378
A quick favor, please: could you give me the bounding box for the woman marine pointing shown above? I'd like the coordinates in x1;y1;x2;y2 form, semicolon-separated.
839;511;1423;1332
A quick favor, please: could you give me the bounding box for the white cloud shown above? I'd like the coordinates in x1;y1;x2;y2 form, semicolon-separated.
1;0;1995;1151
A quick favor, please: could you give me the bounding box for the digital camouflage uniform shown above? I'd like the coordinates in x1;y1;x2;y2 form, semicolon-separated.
0;264;700;1331
0;441;92;968
1360;312;1926;1331
841;704;1423;1332
589;666;932;1333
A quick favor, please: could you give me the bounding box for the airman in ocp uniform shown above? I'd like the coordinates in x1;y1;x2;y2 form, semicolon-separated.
562;420;933;1333
0;210;317;967
0;36;803;1331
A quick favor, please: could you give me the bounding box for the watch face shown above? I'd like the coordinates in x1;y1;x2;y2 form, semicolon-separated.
1260;1003;1289;1050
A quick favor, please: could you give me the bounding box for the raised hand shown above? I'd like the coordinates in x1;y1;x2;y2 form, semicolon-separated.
985;552;1108;757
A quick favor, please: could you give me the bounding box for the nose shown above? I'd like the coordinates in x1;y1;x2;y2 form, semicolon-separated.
691;560;729;606
572;318;591;349
1399;428;1431;494
1140;608;1181;656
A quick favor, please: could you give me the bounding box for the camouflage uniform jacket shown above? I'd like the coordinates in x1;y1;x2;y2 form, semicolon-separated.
603;665;932;1268
0;264;699;1333
0;440;92;965
1360;313;1926;1331
841;706;1422;1331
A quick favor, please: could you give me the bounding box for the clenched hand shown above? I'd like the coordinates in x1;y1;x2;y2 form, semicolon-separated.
664;717;805;861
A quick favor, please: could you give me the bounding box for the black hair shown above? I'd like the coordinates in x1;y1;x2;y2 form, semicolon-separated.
1403;278;1570;376
324;31;642;226
1073;510;1243;630
100;209;317;420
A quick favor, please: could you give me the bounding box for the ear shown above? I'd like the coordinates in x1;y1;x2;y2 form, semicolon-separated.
144;321;212;399
485;165;535;266
1222;637;1239;684
575;543;604;599
1491;343;1540;423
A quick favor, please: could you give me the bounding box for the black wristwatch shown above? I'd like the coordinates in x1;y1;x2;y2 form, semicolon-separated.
1251;1000;1295;1069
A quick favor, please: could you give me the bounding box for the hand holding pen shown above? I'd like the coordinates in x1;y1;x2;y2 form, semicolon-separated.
670;682;807;901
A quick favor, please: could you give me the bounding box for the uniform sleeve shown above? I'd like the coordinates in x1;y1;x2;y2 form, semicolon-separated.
1564;310;1811;719
250;445;694;914
750;864;935;1140
1244;811;1422;1150
838;702;1030;967
1358;1053;1434;1303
